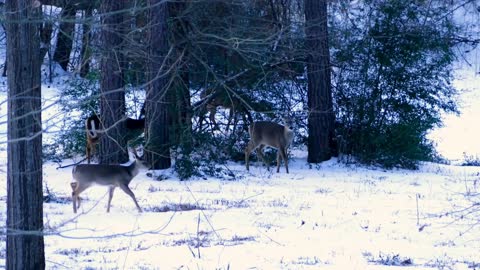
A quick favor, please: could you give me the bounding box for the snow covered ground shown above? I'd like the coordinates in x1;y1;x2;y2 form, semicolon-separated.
0;65;478;270
1;150;479;269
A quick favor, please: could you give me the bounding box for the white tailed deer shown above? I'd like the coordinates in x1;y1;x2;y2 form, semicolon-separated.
86;114;145;163
85;114;101;164
199;88;253;132
245;119;294;173
70;158;143;213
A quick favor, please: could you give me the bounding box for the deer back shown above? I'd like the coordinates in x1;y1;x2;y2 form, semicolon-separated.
249;121;293;149
72;160;139;186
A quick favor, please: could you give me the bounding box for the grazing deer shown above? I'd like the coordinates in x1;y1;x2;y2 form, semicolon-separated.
199;88;253;132
70;158;143;213
85;114;145;163
245;119;294;173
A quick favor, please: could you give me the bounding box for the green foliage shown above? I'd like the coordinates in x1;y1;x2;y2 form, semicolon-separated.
331;0;459;168
43;71;100;160
174;153;202;180
173;130;247;180
44;70;146;161
43;118;86;161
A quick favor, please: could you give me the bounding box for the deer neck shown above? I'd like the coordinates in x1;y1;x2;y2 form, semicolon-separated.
127;160;140;177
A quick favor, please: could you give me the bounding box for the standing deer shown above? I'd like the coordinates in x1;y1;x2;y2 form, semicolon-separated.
85;114;145;163
245;119;294;173
85;114;101;164
70;158;143;213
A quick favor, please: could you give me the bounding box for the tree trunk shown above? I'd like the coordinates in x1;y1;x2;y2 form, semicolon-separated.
170;1;192;153
5;0;45;268
305;0;335;163
79;8;92;78
53;5;76;71
171;67;192;153
2;21;52;78
99;0;128;164
144;0;171;169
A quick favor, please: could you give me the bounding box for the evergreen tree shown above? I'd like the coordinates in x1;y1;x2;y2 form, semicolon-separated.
6;0;45;268
332;0;459;168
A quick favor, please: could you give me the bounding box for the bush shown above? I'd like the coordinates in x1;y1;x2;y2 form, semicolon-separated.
332;0;459;168
461;153;480;166
173;129;249;180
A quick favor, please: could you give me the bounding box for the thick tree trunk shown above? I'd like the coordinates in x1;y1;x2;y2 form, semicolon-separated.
2;22;52;78
5;0;45;268
53;5;76;71
144;0;171;169
99;0;128;164
305;0;335;163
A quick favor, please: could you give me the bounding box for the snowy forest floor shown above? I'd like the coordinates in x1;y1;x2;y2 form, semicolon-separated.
0;64;479;269
1;152;479;269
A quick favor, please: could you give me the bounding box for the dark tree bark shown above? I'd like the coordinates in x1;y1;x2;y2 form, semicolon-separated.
144;0;171;169
170;67;192;153
99;0;128;164
5;0;45;268
305;0;335;163
170;1;192;153
2;20;51;78
53;5;76;71
79;8;92;77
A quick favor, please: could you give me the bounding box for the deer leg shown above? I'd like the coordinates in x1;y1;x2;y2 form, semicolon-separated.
86;138;97;164
245;110;253;125
226;107;235;133
240;113;248;132
276;150;281;173
70;182;78;213
279;147;289;173
231;111;240;134
107;186;116;213
119;184;142;213
70;183;83;208
71;182;90;214
91;142;96;163
245;141;252;171
257;145;270;171
245;140;259;171
86;140;91;164
209;106;218;131
197;110;206;132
